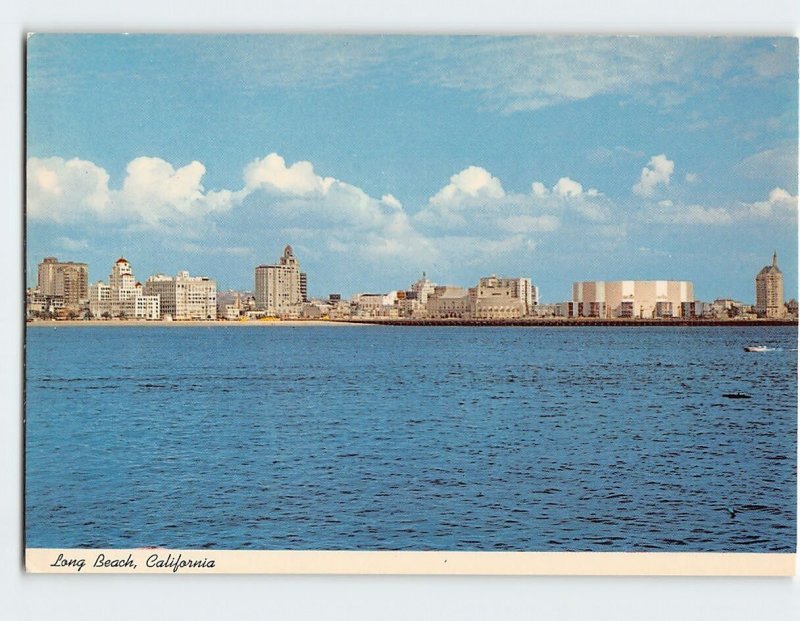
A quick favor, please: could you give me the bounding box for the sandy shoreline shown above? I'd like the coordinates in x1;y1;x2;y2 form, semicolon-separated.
26;319;368;328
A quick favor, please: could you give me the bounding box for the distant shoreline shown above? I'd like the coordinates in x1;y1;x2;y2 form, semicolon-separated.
26;318;798;328
26;319;368;328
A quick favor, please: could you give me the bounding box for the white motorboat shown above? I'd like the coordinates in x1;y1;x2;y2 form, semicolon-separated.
744;345;773;352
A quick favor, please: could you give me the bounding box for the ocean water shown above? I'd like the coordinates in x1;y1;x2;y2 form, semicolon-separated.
25;325;797;551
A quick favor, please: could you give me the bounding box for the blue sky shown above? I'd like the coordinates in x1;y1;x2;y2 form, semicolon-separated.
26;34;798;302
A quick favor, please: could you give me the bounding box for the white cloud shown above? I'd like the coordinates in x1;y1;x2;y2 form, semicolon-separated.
27;156;239;226
117;157;233;224
531;181;548;197
743;187;797;219
553;177;583;198
244;153;334;195
632;154;674;197
429;166;505;206
684;172;699;184
381;194;403;210
27;157;110;222
643;187;797;225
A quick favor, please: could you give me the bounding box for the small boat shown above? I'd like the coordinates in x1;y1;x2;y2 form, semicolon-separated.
722;391;752;399
744;345;773;352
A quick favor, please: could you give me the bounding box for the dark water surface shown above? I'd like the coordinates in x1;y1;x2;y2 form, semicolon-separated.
25;325;797;551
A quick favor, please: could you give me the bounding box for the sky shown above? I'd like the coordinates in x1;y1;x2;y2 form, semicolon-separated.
25;34;798;302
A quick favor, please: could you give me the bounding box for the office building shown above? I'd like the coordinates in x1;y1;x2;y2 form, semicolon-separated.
37;256;89;309
255;245;303;316
144;270;216;320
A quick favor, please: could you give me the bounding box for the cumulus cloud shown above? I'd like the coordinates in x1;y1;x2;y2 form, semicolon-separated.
415;166;613;237
27;157;111;222
632;154;675;197
429;166;505;206
553;177;583;198
27;156;239;226
244;153;335;195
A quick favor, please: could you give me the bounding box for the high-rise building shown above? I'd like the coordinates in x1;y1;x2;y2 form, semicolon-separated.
109;257;139;302
144;271;216;320
89;257;160;319
37;256;89;309
755;252;785;318
254;245;303;316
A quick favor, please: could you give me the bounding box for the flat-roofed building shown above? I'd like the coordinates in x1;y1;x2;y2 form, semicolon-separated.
572;280;694;319
473;275;534;319
427;286;471;319
144;271;216;320
37;256;88;309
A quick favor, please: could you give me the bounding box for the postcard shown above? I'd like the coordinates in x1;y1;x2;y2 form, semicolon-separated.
24;34;798;575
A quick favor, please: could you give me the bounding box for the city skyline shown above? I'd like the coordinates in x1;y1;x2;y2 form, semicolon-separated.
26;35;798;301
27;248;793;310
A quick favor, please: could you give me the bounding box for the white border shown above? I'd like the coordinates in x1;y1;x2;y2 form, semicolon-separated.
5;1;800;619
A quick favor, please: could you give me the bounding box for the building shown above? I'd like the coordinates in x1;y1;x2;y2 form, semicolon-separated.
300;272;308;303
144;271;216;320
572;280;694;318
255;245;303;317
353;292;398;317
473;275;534;319
755;252;786;318
426;286;471;319
223;292;245;320
681;301;706;319
410;273;437;305
89;257;160;320
37;256;89;310
88;281;112;317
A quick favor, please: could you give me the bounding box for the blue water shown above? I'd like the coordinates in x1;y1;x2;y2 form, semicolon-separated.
25;325;797;551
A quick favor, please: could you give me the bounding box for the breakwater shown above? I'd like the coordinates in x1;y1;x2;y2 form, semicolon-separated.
343;318;799;327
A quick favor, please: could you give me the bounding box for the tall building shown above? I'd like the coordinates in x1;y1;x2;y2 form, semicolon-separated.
571;280;693;318
144;271;216;320
89;257;160;319
37;256;89;309
755;252;785;318
255;245;303;316
109;257;139;303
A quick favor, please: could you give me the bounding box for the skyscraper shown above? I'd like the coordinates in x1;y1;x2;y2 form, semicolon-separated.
755;251;785;318
37;256;89;309
254;245;303;316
